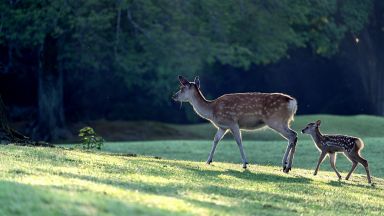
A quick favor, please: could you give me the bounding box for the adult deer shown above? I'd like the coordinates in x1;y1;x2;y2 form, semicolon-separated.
172;76;298;173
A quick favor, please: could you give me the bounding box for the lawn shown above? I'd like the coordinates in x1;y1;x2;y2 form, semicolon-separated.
0;115;384;215
72;114;384;141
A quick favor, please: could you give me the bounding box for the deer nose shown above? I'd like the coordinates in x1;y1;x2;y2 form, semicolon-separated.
301;129;305;134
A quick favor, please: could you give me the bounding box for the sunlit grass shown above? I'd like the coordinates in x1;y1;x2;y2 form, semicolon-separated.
103;138;384;179
83;115;384;141
2;114;384;215
0;142;383;215
168;115;384;141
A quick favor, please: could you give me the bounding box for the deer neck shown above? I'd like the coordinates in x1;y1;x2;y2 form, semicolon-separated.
310;128;325;149
189;88;213;120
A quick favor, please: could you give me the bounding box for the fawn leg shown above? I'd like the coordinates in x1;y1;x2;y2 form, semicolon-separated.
344;152;358;180
314;150;327;176
345;161;358;180
351;153;372;184
206;128;227;164
329;153;341;179
230;125;248;169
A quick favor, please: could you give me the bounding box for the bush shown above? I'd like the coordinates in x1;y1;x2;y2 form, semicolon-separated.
78;127;104;150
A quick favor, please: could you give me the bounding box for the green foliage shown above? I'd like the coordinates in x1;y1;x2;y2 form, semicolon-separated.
0;0;374;106
78;126;104;150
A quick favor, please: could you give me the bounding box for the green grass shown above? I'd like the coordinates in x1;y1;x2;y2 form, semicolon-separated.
1;115;384;215
79;114;384;141
173;114;384;141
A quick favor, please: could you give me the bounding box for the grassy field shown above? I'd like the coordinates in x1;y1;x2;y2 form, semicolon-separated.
1;115;384;215
70;114;384;141
173;114;384;140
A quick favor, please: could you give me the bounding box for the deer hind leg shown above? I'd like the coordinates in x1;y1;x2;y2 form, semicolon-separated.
267;121;297;173
230;125;248;169
329;153;341;179
207;128;227;164
344;152;357;180
350;151;372;183
284;128;298;173
345;161;358;180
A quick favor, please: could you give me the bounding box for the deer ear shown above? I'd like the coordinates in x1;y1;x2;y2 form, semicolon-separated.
316;120;321;126
194;76;200;88
178;75;189;86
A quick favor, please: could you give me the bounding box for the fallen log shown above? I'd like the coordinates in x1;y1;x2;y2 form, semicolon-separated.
0;95;53;147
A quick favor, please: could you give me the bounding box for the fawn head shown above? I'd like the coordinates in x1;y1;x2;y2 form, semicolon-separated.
301;120;321;134
172;76;200;102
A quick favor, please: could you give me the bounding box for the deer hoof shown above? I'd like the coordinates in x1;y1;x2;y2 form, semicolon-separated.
283;167;291;173
313;173;317;176
242;164;247;169
206;160;212;165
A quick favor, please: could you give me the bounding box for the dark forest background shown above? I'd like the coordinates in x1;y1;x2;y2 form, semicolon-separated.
0;0;384;141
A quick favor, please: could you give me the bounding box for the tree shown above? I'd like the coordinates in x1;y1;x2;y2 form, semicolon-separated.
113;0;374;104
0;1;72;140
0;0;376;134
337;0;384;115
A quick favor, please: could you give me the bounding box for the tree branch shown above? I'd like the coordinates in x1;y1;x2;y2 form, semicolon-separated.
127;7;154;42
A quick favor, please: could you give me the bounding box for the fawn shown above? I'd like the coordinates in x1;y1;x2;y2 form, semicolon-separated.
172;76;298;172
302;120;372;183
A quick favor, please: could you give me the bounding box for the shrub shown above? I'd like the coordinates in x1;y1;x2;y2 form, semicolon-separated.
78;127;104;150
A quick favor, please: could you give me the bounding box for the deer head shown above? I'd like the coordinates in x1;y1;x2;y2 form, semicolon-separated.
172;76;200;102
301;120;321;134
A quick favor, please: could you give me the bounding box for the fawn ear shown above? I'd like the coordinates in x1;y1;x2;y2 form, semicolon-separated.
194;76;200;88
316;120;321;126
178;76;189;86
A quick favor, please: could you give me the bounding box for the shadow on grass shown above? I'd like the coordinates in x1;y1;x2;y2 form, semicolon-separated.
135;158;313;184
326;179;380;189
40;170;304;215
8;151;384;215
0;180;177;216
29;148;383;189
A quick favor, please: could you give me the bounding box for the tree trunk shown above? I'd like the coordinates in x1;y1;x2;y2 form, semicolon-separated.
32;34;66;141
0;95;12;143
114;1;122;59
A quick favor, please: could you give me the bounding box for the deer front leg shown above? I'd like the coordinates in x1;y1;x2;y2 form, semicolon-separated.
329;153;341;179
206;128;227;164
314;150;327;176
230;125;248;169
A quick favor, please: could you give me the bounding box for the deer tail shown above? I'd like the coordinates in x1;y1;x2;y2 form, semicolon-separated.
287;98;298;122
355;138;365;151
